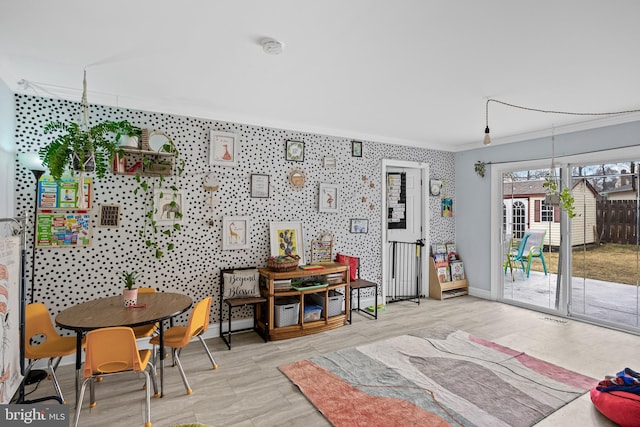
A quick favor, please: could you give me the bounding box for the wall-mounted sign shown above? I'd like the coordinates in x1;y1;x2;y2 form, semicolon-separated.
37;176;92;210
387;172;406;229
36;213;91;247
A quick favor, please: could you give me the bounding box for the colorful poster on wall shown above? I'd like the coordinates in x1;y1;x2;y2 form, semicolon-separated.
37;176;92;210
36;213;91;247
441;198;453;217
0;236;23;404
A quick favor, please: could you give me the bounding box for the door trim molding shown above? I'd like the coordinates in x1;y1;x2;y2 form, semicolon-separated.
381;159;429;302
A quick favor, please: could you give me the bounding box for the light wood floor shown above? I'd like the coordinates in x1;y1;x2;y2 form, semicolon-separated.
23;296;637;426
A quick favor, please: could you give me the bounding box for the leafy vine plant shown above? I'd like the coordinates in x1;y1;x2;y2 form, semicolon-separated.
134;138;186;259
543;174;577;219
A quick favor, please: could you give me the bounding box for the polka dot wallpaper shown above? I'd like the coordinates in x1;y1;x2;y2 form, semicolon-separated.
13;94;455;330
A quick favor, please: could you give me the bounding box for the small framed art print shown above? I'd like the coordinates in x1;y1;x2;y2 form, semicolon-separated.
352;140;362;157
250;174;270;198
153;189;185;225
269;221;305;264
210;130;239;167
318;183;339;213
222;216;250;250
286;140;305;162
350;218;369;233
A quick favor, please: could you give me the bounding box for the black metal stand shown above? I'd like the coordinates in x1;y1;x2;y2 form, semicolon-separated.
5;199;61;405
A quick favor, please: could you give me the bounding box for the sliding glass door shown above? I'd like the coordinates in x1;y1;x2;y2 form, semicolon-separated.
501;168;559;311
569;161;640;329
499;159;640;332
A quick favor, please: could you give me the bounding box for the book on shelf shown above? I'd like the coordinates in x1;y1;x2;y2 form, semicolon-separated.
431;243;447;255
274;279;292;290
446;242;458;260
450;261;465;281
299;264;326;271
436;265;450;283
433;253;446;263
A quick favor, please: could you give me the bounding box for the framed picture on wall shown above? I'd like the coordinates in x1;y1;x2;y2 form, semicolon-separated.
430;179;443;196
323;156;337;168
210;130;239;167
318;183;339;213
441;198;453;217
352;140;362;157
250;174;270;198
285;140;305;162
350;218;369;234
222;216;250;250
270;221;306;264
153;189;185;225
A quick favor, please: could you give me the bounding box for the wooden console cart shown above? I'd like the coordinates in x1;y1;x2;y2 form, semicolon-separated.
257;263;350;341
428;257;469;300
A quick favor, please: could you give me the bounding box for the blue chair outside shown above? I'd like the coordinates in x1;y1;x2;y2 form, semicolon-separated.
504;233;530;279
522;229;547;277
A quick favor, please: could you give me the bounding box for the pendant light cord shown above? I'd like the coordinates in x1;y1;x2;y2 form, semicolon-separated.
486;98;640;121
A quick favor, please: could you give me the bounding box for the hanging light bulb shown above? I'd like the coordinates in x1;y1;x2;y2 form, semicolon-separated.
483;99;492;145
483;126;491;145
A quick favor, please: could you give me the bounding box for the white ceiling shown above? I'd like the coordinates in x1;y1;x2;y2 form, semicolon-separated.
2;0;640;152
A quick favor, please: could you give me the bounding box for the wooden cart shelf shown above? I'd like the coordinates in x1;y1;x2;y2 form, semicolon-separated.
257;263;350;341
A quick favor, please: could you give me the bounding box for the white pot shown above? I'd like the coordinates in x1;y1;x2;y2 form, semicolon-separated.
123;288;138;307
119;135;139;148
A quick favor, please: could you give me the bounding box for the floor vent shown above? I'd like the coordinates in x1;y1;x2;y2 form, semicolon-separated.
542;316;568;324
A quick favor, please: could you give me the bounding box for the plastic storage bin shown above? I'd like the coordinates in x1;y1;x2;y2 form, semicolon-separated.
303;304;322;322
311;290;344;317
274;298;299;327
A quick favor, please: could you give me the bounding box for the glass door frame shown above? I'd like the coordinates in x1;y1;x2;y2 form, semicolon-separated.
490;145;640;333
491;158;569;316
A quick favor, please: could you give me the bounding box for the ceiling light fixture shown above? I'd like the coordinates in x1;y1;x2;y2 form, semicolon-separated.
483;99;640;146
261;38;283;55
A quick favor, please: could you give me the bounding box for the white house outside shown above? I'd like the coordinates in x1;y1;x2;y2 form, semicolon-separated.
504;179;598;247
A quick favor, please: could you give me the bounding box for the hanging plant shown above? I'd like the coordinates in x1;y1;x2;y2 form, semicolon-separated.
474;161;487;178
39;120;134;181
133;134;186;259
543;174;576;218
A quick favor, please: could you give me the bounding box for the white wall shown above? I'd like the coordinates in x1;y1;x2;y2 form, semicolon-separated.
0;78;15;218
456;120;640;297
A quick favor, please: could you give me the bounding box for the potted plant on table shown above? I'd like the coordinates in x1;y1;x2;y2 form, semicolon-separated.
122;270;141;307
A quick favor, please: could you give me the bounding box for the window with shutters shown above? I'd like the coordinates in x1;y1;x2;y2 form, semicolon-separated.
540;200;554;222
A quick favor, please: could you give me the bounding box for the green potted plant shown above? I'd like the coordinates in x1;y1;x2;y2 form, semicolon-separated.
474;161;487;178
39;119;137;181
116;122;143;148
122;270;141;307
543;174;576;219
133;135;186;259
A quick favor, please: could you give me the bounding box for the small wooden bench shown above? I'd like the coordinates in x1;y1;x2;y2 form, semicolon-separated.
345;257;378;322
219;268;267;349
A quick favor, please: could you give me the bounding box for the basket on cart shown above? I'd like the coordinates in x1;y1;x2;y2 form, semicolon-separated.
267;255;300;272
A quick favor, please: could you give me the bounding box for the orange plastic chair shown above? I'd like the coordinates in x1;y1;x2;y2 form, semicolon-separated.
149;296;217;395
25;302;82;404
131;287;159;338
73;327;158;427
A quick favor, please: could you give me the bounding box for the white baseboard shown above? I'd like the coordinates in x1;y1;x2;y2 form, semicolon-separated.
468;287;492;300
